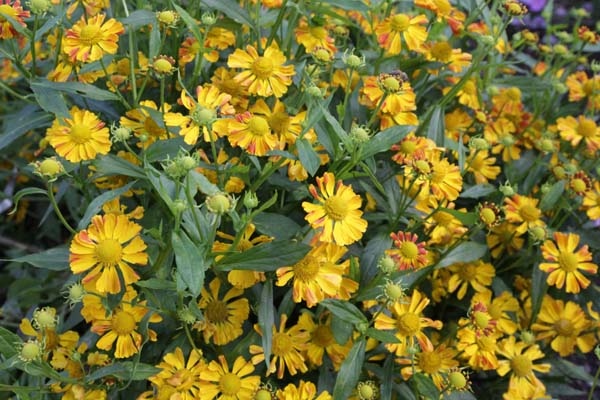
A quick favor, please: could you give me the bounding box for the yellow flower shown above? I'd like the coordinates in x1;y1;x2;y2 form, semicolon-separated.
249;98;307;148
557;115;600;151
374;290;442;356
456;326;500;370
45;106;111;163
583;180;600;220
467;150;501;184
195;278;249;346
531;296;596;357
424;41;472;73
385;231;428;271
472;290;519;335
276;380;332;400
0;0;29;39
63;14;124;62
276;242;348;307
496;336;551;393
91;288;161;358
375;13;428;55
503;194;545;235
199;355;260;400
399;345;459;389
225;111;280;156
486;221;525;258
250;314;309;379
211;67;250;112
295;19;337;54
415;196;468;246
566;71;600;111
447;260;495;300
149;347;205;400
302;172;368;246
164;85;234;145
119;100;172;148
69;214;147;294
539;232;598;293
228;44;295;98
296;312;350;369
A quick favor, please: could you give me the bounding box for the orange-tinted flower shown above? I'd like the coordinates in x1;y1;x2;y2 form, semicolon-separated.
0;0;29;39
63;14;124;62
386;231;428;270
375;13;428;55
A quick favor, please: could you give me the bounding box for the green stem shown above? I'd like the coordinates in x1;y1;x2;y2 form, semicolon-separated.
30;15;38;75
588;363;600;400
47;182;77;235
160;76;166;113
0;80;35;103
100;57;131;109
265;0;288;48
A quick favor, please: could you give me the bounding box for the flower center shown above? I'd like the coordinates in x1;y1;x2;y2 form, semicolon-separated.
112;310;136;335
519;204;539;222
418;351;442;374
554;318;574;336
143;116;165;137
397;312;420;336
309;26;328;40
458;263;477;281
473;311;492;329
70;124;92;144
95;239;122;265
191;107;217;126
390;14;410;32
399;241;419;260
272;332;292;356
510;355;532;377
430;42;452;62
311;325;335;347
251;57;274;79
571;178;587;194
247;116;270;137
205;300;229;323
324;195;348;221
400;140;417;155
78;24;101;46
557;251;579;273
480;208;497;225
577;119;596;138
268;112;290;135
219;373;241;395
293;256;319;283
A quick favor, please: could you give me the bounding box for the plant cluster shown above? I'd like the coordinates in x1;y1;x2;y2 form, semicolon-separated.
1;0;600;399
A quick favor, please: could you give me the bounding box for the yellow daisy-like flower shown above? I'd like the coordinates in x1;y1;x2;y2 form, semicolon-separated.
45;106;111;163
119;100;172;148
199;355;260;400
503;194;545;235
447;260;495;300
164;85;234;145
250;314;309;379
472;290;519;335
385;231;428;271
225;111;280;156
69;214;147;294
276;242;348;307
496;336;551;393
467;150;501;184
91;288;161;358
566;71;600;110
583;181;600;220
556;115;600;151
539;232;598;294
63;14;124;63
486;221;525;258
0;0;29;40
276;380;332;400
195;278;250;346
374;289;443;356
296;312;350;369
375;13;428;55
302;172;368;246
249;98;307;148
228;44;295;98
295;19;337;54
149;347;205;400
531;295;596;357
399;345;459;389
455;326;500;370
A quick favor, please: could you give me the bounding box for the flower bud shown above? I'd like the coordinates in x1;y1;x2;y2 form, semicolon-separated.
206;193;232;214
350;124;371;144
157;10;179;26
448;371;468;390
28;0;51;14
499;182;516;197
529;226;546;242
243;192;259;209
356;381;378;400
306;85;323;98
470;137;489;151
111;125;131;142
152;56;176;75
378;255;397;274
172;199;187;214
20;341;42;362
33;307;57;330
201;12;217;26
33;157;64;182
65;282;85;307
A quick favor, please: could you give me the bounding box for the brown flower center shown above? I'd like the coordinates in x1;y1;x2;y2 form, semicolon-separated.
205;300;228;323
293;256;319;283
554;318;574;336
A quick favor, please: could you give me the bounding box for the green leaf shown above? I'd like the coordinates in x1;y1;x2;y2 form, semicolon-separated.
189;170;219;196
120;10;155;28
530;261;548;325
549;358;593;382
426;106;445;147
366;328;399;343
540;180;565;211
381;356;394;400
412;373;439;400
172;231;206;298
361;125;414;159
252;212;300;240
215;241;311;272
460;184;496;199
95;155;147;179
320;299;368;326
296;137;321;176
436;241;487;269
135;278;177;290
0;327;20;358
0;111;53;151
30;83;69;118
200;0;254;28
172;4;203;43
77;182;136;230
258;281;274;369
12;247;70;271
439;208;478;226
443;391;477;399
333;339;366;399
86;362;161;381
330;314;353;345
30;79;120;102
319;0;369;11
9;187;48;215
319;102;350;147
